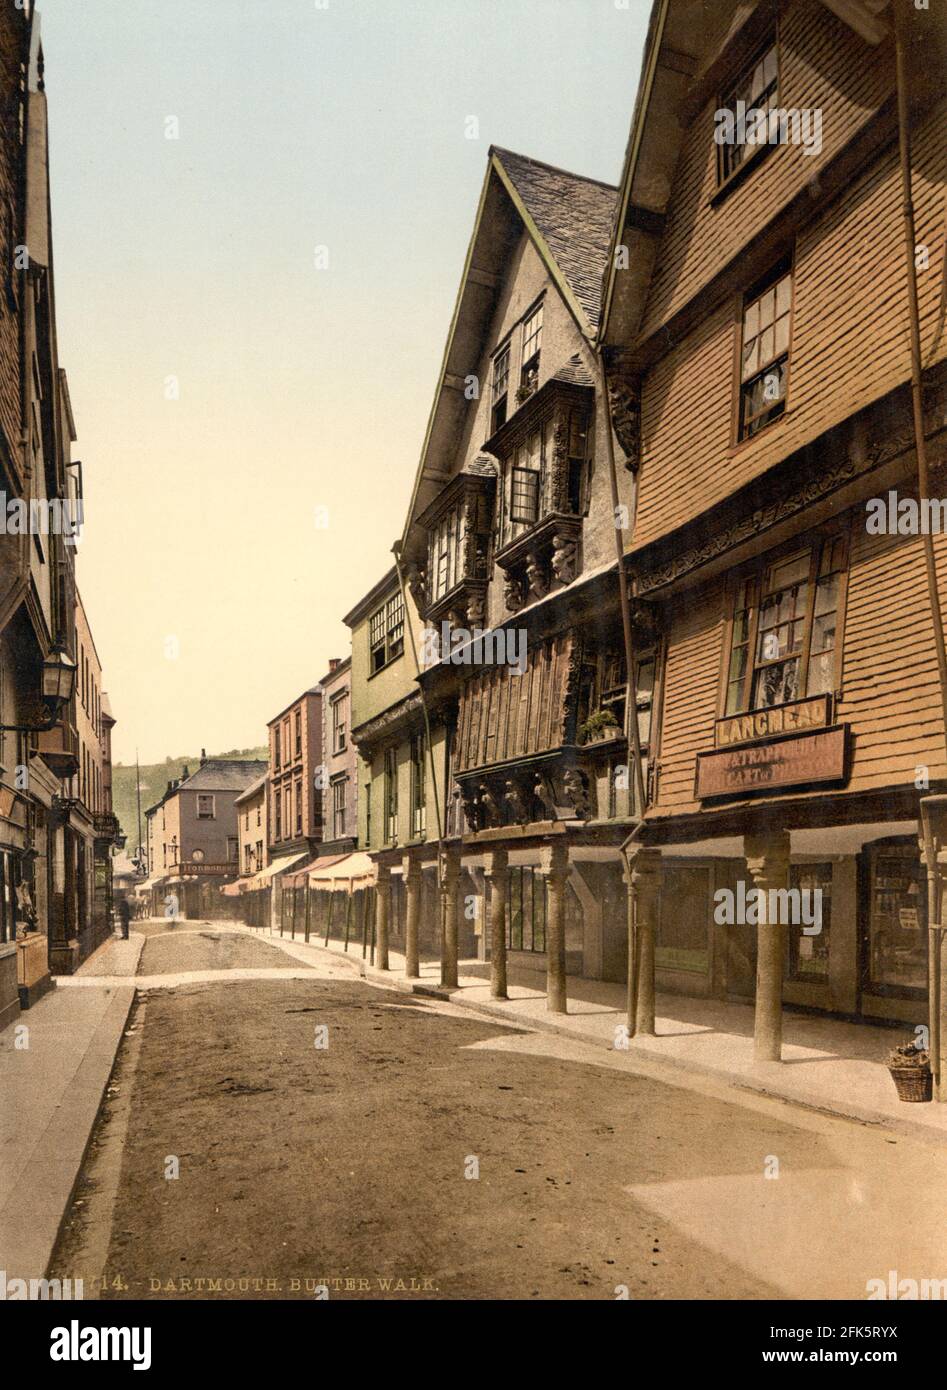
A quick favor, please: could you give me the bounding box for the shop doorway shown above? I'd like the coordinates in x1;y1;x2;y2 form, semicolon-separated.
857;837;928;1020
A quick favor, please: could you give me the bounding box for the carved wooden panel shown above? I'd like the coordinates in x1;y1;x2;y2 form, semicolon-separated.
455;632;575;774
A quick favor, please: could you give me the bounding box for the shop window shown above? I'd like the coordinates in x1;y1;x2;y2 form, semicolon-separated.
656;866;710;974
787;862;831;980
507;866;547;953
409;732;426;839
384;747;398;845
725;535;847;715
0;849;18;945
866;842;927;995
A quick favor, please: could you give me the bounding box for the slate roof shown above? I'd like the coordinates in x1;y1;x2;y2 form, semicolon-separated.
180;759;268;793
492;147;619;333
233;772;268;804
551;352;596;388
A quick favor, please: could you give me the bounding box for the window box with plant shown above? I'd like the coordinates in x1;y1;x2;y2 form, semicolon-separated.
578;709;621;745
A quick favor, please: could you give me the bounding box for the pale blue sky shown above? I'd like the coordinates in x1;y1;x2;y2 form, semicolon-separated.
37;0;648;763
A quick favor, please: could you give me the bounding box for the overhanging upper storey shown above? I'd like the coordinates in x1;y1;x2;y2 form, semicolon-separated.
399;145;617;575
597;0;905;359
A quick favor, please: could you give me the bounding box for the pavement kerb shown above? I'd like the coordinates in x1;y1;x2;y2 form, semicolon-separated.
244;928;947;1145
1;984;137;1282
75;929;147;979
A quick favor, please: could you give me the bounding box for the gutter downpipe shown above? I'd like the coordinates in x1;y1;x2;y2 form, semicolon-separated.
895;3;947;1097
597;346;649;1036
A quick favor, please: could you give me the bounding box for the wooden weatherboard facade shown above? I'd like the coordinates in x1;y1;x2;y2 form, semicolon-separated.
599;0;947;1042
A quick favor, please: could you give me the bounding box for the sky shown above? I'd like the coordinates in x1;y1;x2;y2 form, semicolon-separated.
37;0;649;765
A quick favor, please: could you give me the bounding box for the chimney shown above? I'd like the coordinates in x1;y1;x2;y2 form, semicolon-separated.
328;658;340;673
200;748;207;766
181;764;190;780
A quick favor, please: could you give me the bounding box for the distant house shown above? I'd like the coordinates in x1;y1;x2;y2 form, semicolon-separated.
235;774;267;879
143;754;266;917
266;689;324;865
318;657;357;856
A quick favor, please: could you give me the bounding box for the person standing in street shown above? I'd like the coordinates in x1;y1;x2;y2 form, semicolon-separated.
117;896;131;940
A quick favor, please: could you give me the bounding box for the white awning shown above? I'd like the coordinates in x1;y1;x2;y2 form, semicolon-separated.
308;852;376;891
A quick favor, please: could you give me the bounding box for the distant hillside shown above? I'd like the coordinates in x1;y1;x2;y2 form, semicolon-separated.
111;747;268;856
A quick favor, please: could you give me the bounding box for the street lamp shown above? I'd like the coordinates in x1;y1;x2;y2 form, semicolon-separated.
42;641;77;714
0;639;77;733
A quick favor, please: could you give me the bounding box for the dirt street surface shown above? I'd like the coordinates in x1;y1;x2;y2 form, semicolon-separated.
52;925;947;1301
138;926;291;976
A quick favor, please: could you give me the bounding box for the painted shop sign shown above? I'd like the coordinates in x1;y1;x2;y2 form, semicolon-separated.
715;694;831;749
696;725;847;799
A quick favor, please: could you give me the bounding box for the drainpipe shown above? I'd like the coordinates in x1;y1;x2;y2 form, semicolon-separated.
597;345;649;1034
895;3;947;1098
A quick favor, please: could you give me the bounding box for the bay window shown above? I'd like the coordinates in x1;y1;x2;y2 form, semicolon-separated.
429;503;465;604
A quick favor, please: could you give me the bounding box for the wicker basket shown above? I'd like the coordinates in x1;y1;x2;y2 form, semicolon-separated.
888;1065;933;1103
